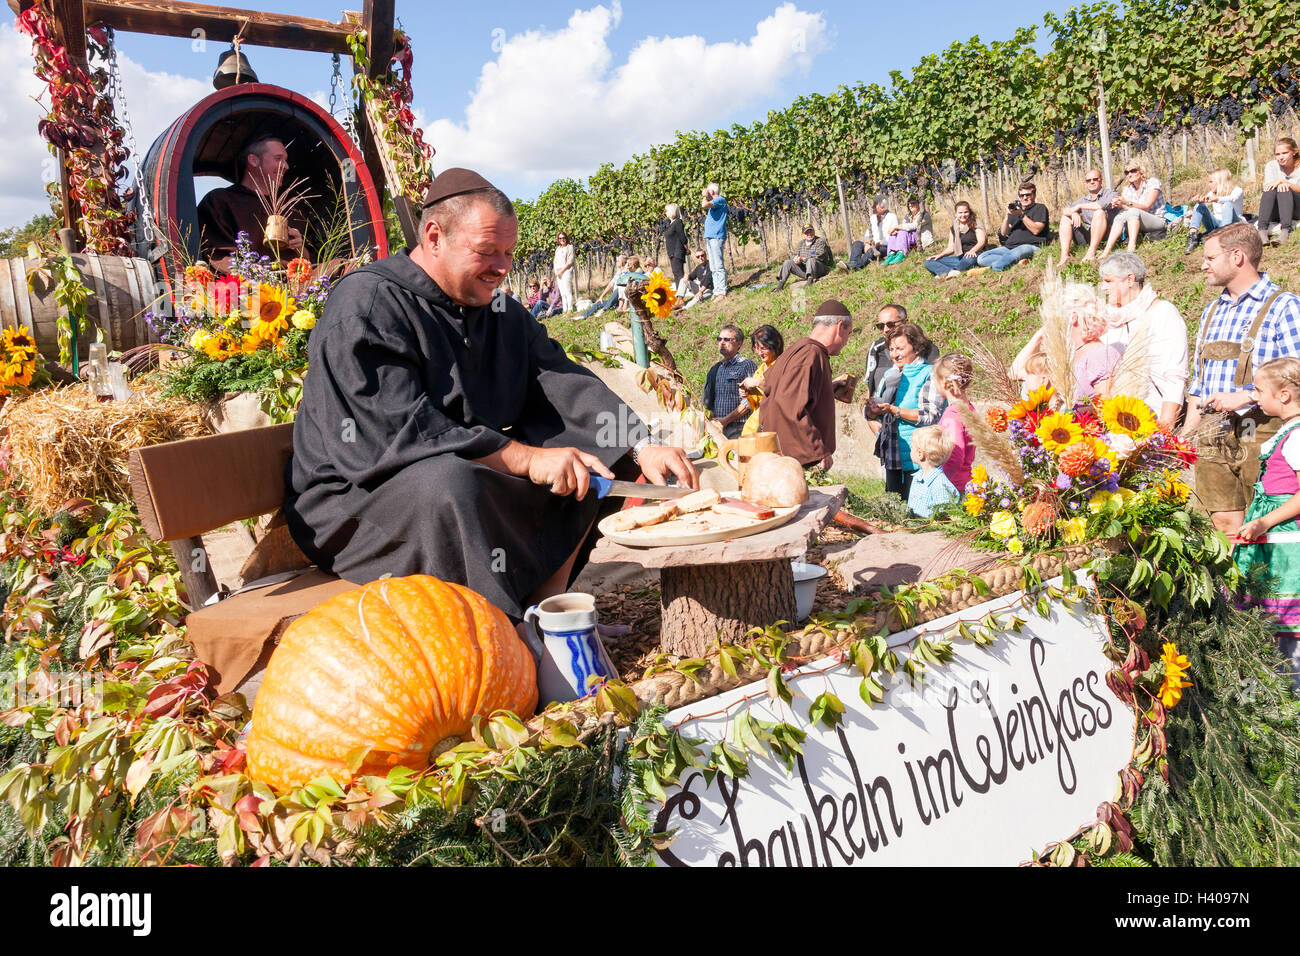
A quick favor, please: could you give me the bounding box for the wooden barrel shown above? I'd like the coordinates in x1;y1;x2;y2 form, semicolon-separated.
0;254;159;362
138;82;388;289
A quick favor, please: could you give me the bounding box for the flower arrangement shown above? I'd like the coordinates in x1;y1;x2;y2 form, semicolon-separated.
0;326;46;396
156;235;330;420
955;384;1197;554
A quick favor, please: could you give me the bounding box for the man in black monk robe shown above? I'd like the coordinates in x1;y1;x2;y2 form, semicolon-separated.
197;135;306;272
285;167;697;620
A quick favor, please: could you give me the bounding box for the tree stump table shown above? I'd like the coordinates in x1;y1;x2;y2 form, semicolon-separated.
588;486;847;657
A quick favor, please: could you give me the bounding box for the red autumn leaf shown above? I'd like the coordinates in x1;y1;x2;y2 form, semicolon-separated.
235;794;263;833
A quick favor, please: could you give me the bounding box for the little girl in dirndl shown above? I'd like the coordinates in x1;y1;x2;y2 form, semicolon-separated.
1234;357;1300;689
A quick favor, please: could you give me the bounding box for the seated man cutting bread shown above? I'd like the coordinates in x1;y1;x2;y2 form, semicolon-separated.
285;167;697;622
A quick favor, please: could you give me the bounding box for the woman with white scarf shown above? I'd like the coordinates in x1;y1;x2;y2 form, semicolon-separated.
1096;252;1188;428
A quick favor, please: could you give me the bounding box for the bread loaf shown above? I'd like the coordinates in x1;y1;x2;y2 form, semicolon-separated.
740;453;809;508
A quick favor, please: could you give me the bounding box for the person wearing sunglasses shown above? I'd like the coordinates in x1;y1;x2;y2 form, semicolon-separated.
1101;163;1166;257
863;304;939;436
675;249;713;308
1055;168;1118;268
976;181;1050;272
703;324;758;439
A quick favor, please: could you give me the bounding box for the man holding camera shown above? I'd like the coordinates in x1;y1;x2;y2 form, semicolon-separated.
701;182;728;298
976;182;1049;272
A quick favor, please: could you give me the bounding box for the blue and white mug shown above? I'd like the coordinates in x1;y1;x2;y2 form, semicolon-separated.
523;593;616;704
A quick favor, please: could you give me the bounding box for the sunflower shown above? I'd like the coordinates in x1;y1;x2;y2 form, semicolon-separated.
3;327;38;360
1036;412;1084;453
1159;642;1192;708
1103;395;1156;439
253;283;296;326
970;464;988;486
1009;384;1055;420
640;271;676;318
3;358;33;388
201;330;238;361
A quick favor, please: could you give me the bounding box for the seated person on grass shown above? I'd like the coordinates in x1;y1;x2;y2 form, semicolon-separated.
1055;168;1117;268
924;202;986;278
775;226;834;290
582;254;629;319
1102;163;1166;257
976;181;1049;272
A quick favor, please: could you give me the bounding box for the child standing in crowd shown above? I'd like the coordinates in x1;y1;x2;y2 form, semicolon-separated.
1235;357;1300;689
934;354;977;492
907;426;960;517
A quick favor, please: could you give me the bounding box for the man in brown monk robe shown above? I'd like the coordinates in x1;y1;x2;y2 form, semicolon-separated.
286;167;697;621
758;299;854;470
197;134;306;272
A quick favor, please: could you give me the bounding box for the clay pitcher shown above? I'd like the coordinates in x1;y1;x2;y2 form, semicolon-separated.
718;431;782;484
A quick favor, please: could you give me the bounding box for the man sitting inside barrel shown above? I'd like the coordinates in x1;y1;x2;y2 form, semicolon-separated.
285;167;698;622
197;134;306;273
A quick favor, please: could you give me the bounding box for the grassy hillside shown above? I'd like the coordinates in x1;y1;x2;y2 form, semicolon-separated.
550;234;1300;404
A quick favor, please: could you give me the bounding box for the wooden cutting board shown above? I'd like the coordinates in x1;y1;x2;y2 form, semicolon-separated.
598;493;801;548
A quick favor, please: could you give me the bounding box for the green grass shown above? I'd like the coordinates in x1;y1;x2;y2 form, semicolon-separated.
553;235;1300;403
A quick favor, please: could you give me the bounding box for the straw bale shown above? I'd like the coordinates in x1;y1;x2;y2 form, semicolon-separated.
0;384;210;514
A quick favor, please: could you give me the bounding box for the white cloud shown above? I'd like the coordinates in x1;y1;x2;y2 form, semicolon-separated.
425;2;829;198
0;22;208;229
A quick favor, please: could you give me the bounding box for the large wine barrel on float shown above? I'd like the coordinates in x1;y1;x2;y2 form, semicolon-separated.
138;82;389;290
0;254;158;362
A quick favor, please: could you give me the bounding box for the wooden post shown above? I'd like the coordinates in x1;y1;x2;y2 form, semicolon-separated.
835;172;853;262
979;168;991;229
1245;135;1258;184
170;537;219;609
1182;131;1188;166
1097;75;1114;191
49;0;89;248
353;0;418;248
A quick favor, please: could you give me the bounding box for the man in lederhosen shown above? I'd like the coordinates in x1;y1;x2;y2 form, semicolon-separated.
1182;222;1300;536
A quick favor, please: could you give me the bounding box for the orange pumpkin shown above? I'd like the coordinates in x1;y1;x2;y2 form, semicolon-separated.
245;575;538;791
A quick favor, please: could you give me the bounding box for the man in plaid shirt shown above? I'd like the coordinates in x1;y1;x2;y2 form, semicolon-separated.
1181;223;1300;535
703;324;757;439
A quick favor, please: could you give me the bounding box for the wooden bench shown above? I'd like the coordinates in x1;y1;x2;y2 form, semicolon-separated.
128;423;358;696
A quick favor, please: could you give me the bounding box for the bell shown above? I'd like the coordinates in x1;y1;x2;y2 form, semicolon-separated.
212;46;258;90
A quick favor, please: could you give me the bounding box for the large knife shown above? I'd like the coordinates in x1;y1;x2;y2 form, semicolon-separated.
589;474;694;500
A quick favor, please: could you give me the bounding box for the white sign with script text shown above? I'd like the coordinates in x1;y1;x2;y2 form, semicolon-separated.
652;579;1134;867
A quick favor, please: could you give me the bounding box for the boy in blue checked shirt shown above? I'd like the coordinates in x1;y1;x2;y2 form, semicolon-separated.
907;426;960;517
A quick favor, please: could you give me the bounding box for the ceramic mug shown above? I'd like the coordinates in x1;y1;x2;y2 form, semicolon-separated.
523;593;617;704
718;431;782;484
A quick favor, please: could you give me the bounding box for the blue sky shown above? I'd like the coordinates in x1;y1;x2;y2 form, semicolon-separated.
1;1;1081;223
